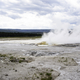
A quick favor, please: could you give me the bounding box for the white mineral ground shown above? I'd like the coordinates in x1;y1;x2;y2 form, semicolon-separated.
0;39;80;80
0;39;40;44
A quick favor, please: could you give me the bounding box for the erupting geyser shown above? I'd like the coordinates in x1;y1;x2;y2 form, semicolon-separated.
40;29;80;45
0;29;80;46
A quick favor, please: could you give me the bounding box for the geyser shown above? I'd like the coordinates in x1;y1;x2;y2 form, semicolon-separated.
0;29;80;46
40;29;80;45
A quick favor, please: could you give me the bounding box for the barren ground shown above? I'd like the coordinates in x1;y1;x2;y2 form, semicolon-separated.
0;38;80;80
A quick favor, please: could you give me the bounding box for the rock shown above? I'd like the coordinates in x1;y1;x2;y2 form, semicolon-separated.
53;57;78;66
5;74;8;76
30;51;37;56
26;57;35;63
15;70;17;72
49;52;56;55
56;44;79;47
77;69;80;73
9;56;34;63
60;66;66;70
35;53;45;57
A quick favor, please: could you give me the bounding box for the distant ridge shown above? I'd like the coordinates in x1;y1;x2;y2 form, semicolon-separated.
0;29;51;33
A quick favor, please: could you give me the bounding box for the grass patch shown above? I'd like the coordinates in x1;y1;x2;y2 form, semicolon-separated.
9;56;28;63
0;54;7;57
19;60;23;63
20;57;25;60
40;73;43;75
46;73;51;76
0;36;41;40
40;72;52;80
10;56;15;59
50;69;53;72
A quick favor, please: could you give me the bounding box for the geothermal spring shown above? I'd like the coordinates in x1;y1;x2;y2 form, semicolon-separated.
0;29;80;45
0;29;80;80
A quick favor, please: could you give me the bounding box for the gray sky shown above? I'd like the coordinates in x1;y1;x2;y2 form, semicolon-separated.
0;0;80;29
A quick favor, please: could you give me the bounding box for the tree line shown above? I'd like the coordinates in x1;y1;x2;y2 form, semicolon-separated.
0;32;43;37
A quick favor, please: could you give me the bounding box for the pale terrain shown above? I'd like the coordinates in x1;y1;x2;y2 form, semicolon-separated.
0;38;80;80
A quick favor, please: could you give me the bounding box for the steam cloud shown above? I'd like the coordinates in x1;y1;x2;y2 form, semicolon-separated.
40;28;80;45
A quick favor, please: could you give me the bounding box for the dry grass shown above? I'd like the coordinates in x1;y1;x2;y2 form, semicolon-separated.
0;36;41;41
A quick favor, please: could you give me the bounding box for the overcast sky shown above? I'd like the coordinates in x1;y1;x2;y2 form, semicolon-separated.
0;0;80;29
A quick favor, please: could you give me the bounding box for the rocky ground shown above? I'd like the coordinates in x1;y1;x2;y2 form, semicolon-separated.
0;40;80;80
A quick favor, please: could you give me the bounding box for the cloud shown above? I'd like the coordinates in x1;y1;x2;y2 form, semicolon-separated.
0;0;80;29
65;0;80;8
0;10;7;15
8;14;21;19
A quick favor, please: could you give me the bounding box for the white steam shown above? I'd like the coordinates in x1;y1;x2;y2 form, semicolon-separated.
40;28;80;45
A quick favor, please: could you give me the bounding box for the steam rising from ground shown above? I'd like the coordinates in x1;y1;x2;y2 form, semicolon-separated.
40;29;80;45
0;28;80;45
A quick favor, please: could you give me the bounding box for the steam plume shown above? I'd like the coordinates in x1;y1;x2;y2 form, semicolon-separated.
40;28;80;45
